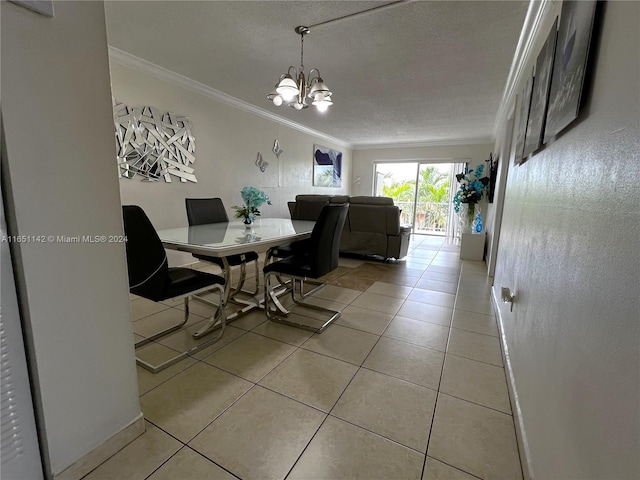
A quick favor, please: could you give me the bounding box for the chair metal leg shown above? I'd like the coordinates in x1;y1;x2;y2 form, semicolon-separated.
134;299;190;349
264;246;291;288
265;272;291;316
264;272;340;334
296;278;326;299
135;286;227;373
265;247;324;296
264;246;277;266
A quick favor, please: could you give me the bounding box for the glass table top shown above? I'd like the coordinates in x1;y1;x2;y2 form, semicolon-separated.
157;218;316;257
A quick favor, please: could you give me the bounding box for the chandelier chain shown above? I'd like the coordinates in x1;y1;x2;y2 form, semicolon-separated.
300;32;304;71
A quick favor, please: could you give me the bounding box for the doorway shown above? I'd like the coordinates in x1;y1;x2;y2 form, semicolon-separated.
374;162;455;236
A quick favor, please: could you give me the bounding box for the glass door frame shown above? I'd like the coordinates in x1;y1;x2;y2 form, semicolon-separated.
372;160;462;236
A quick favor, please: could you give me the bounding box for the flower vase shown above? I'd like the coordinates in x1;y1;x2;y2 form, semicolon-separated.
243;218;253;229
458;203;475;235
472;205;483;234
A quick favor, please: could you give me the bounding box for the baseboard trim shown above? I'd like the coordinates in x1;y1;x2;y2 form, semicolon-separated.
491;288;533;480
53;413;145;480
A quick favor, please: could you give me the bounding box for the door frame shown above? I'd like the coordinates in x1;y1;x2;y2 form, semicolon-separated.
372;159;463;236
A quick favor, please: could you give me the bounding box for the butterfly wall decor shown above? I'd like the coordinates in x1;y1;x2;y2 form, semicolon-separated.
255;152;269;172
272;140;283;159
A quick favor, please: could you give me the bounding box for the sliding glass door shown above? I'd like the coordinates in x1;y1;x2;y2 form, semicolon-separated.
374;162;454;236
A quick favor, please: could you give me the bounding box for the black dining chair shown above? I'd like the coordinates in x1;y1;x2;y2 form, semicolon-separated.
263;203;348;333
185;197;260;301
123;205;226;373
264;198;330;296
265;198;326;260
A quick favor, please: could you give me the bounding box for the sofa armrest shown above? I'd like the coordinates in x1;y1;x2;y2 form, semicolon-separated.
387;225;411;259
385;205;401;236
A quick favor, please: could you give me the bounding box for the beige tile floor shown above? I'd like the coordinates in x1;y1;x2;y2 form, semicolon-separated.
89;235;523;480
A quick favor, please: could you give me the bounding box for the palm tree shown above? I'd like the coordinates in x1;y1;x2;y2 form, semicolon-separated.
382;182;414;202
414;167;450;231
417;167;447;201
423;180;450;230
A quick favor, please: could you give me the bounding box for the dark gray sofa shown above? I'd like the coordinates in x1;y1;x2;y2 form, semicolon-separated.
288;194;411;260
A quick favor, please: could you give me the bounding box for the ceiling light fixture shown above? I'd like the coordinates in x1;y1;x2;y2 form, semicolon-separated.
267;26;333;113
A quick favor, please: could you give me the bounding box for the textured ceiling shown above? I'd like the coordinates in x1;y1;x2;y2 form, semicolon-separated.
104;1;528;147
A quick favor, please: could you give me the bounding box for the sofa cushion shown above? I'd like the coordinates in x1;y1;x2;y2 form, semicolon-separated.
348;204;388;234
330;195;350;204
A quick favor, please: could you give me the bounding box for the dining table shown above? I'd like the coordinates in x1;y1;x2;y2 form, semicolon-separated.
156;217;316;338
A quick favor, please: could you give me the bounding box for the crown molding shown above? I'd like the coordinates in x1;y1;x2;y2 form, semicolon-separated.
492;0;556;138
352;137;493;150
107;46;352;149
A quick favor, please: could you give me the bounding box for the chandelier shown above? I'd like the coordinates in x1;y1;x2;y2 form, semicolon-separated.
267;26;333;112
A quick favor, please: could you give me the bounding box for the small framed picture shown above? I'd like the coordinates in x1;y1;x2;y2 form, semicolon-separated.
313;145;342;188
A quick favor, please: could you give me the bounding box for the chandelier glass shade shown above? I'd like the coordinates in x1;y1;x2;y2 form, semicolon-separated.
267;26;333;112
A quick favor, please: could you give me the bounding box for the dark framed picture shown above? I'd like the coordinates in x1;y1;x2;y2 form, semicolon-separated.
544;0;597;142
514;71;534;165
313;145;342;187
487;153;498;203
523;17;558;157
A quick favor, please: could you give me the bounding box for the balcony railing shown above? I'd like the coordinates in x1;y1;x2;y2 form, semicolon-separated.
395;201;449;235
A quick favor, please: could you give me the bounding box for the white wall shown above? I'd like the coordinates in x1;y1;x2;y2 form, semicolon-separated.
109;61;352;265
492;1;640;478
1;1;141;476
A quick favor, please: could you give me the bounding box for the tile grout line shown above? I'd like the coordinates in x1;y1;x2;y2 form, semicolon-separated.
426;456;484;480
182;445;243;480
422;254;513;480
420;239;462;480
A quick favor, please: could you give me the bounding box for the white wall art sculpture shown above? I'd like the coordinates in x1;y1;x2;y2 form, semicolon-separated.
114;101;197;183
